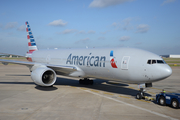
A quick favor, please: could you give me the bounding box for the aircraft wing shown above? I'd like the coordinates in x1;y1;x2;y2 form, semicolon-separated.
0;59;34;66
0;59;77;75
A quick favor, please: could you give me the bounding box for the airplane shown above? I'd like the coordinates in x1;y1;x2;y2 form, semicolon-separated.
0;21;172;99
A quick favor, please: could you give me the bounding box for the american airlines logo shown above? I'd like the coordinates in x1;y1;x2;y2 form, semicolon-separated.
66;53;106;67
110;50;118;68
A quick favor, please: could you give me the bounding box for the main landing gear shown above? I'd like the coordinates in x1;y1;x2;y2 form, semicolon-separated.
79;78;94;85
136;88;145;99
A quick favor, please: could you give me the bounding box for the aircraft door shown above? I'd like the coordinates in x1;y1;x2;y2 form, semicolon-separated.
143;60;154;80
121;56;130;70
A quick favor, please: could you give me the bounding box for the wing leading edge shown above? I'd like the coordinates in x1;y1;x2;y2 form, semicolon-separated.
0;59;77;75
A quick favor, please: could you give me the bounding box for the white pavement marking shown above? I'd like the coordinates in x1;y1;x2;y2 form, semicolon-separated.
78;88;178;120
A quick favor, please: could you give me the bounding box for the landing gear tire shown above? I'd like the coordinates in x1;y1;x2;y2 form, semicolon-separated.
171;99;179;109
136;92;144;99
136;88;145;100
79;78;94;85
159;96;166;106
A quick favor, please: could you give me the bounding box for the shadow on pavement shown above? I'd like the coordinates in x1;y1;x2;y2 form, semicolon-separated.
0;82;34;85
35;85;58;91
0;75;152;97
54;77;151;97
6;74;30;76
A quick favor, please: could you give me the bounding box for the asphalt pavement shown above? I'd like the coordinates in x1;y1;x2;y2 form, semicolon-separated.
0;65;179;120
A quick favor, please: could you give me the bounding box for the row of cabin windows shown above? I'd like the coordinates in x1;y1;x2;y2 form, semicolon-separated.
147;60;166;64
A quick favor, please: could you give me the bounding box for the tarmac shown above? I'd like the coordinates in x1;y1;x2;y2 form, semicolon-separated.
0;65;179;120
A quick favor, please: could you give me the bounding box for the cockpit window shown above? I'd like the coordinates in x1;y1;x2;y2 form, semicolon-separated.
147;60;151;64
147;59;166;64
152;60;156;64
157;60;164;64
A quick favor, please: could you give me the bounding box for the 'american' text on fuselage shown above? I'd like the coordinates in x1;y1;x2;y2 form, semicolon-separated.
66;53;106;67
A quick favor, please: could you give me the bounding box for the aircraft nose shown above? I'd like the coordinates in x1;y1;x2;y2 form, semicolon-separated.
161;65;172;78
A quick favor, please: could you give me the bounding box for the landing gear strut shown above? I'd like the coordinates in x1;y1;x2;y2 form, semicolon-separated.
136;88;145;99
136;83;152;99
79;78;93;85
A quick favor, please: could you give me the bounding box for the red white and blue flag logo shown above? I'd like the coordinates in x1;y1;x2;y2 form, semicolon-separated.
25;21;38;53
110;50;118;68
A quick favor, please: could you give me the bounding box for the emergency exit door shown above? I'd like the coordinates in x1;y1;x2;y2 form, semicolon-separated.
121;56;130;70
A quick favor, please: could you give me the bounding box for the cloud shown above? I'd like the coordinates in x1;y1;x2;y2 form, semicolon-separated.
75;38;90;44
88;30;96;34
57;29;96;35
89;0;134;8
123;18;132;30
119;36;130;41
161;0;176;5
49;19;67;26
17;25;25;31
112;22;119;27
58;29;77;34
136;24;149;33
111;18;133;31
77;30;86;34
111;22;121;29
4;22;18;29
101;30;109;34
98;37;105;40
63;29;76;34
7;32;14;35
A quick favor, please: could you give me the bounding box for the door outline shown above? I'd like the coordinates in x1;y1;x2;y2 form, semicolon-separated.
121;56;130;70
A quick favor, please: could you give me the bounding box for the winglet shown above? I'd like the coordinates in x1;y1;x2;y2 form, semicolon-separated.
25;21;38;53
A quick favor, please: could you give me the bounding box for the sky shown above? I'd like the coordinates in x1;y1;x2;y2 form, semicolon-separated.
0;0;180;55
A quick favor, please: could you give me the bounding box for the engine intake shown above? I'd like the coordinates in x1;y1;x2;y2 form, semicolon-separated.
31;67;56;86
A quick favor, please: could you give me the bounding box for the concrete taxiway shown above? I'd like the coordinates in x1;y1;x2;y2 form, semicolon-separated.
0;65;179;120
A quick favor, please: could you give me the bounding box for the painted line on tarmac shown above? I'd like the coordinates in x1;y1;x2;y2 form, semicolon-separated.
103;92;114;95
127;86;138;90
136;99;151;103
78;88;178;120
152;87;172;93
79;87;88;90
90;89;99;93
119;95;130;99
70;86;77;88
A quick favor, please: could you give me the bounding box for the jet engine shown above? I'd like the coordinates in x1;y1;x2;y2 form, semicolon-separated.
31;67;56;86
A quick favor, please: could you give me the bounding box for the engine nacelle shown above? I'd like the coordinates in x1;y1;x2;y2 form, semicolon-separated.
31;67;56;86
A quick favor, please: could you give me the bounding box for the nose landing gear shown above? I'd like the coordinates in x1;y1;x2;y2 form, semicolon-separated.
136;88;145;99
136;83;152;100
79;78;94;85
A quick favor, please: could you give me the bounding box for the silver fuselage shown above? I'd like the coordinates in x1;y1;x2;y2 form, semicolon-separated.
30;47;172;84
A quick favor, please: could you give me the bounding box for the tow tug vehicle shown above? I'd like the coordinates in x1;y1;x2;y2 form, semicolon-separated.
156;92;180;109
